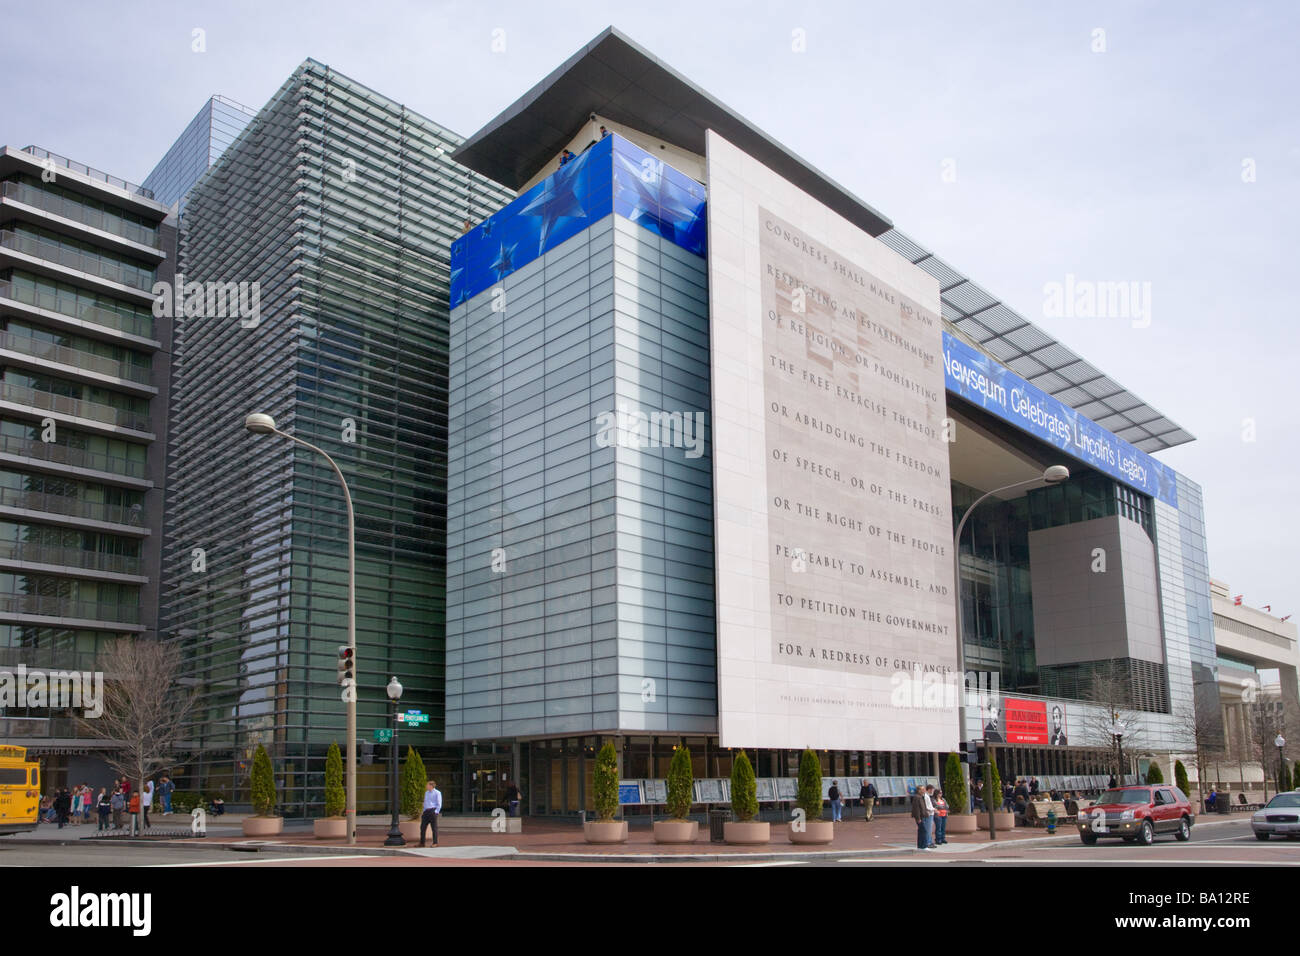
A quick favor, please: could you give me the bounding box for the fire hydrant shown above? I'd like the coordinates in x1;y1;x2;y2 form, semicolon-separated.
1046;807;1057;834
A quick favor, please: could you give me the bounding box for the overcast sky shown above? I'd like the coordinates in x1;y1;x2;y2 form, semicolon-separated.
2;0;1295;618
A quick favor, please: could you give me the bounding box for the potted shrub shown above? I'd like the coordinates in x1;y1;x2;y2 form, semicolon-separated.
1145;761;1164;785
1174;759;1191;798
398;747;426;842
654;745;698;843
242;744;283;836
724;750;769;844
313;740;347;839
977;756;1013;831
944;752;977;835
789;748;833;844
584;741;627;843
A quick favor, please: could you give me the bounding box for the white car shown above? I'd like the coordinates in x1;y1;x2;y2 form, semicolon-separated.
1251;791;1300;840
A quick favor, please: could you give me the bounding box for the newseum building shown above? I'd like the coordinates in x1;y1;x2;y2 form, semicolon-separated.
445;28;1217;814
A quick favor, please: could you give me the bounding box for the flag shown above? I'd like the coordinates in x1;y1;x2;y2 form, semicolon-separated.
1264;605;1271;612
1234;595;1243;606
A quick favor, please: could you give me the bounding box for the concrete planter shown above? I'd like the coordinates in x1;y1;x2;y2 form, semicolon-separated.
653;819;699;844
788;820;834;845
978;811;1016;831
399;820;422;842
946;814;978;834
312;817;347;839
241;816;283;837
724;820;770;845
584;819;628;844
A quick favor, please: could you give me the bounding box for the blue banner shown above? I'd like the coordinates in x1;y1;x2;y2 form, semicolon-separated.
942;332;1178;506
450;133;706;308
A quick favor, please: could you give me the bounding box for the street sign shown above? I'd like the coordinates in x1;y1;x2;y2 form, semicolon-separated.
397;709;429;726
372;728;392;743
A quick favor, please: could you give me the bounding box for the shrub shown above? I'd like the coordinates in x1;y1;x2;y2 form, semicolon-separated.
171;791;203;813
666;746;693;821
1174;759;1190;796
731;750;758;822
944;752;968;814
796;749;823;821
1146;762;1164;784
400;747;426;820
982;757;1002;812
592;741;619;821
249;744;276;817
324;740;345;818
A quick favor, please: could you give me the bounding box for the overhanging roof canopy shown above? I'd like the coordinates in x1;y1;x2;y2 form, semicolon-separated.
455;26;1193;455
453;26;893;237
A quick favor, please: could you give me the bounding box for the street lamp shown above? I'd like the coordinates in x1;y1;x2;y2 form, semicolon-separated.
385;677;406;846
1111;716;1126;784
245;412;358;845
953;464;1069;818
1276;734;1287;795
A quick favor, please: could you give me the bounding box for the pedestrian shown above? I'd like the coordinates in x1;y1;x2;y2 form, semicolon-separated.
81;783;93;823
860;778;878;822
504;780;521;818
1206;788;1217;811
128;789;140;832
1108;775;1117;788
419;779;442;847
110;787;125;829
922;785;937;848
141;778;153;828
96;787;111;830
54;788;71;829
70;785;84;825
934;788;949;845
829;780;842;822
1030;777;1040;795
159;775;174;815
910;784;928;849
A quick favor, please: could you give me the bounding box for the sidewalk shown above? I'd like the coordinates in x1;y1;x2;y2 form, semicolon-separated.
9;812;1241;863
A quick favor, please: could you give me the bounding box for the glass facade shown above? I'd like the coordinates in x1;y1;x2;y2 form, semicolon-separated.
161;60;511;815
142;95;257;211
447;138;713;742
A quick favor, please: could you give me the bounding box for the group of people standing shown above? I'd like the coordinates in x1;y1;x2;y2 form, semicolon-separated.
909;784;950;849
41;775;176;830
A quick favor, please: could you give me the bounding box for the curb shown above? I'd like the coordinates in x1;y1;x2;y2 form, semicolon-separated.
6;815;1242;862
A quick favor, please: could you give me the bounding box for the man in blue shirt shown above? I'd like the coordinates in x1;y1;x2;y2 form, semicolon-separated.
420;779;442;847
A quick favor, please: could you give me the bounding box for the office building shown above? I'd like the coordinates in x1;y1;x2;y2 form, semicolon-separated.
160;60;510;812
444;28;1221;813
0;145;171;787
142;95;258;212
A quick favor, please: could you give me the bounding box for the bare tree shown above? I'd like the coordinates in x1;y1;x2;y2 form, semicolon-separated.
1078;660;1149;783
77;638;198;831
1244;695;1292;801
1174;703;1226;808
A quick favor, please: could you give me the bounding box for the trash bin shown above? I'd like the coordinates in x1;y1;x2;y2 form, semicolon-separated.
709;808;730;843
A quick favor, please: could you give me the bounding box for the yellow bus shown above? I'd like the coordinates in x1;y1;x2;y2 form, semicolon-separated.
0;744;40;835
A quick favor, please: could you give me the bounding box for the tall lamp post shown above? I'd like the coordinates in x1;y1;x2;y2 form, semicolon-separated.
245;412;357;845
385;677;406;846
953;464;1069;818
1275;734;1287;795
1111;715;1126;784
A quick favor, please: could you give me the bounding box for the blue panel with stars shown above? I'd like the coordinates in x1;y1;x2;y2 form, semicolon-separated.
450;134;706;307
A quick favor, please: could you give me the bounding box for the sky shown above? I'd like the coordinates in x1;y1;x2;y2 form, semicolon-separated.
1;0;1296;617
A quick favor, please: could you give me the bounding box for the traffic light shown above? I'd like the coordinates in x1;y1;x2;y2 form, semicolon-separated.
960;739;979;764
337;645;355;687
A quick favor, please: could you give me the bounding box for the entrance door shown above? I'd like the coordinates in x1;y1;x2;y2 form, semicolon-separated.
466;756;510;815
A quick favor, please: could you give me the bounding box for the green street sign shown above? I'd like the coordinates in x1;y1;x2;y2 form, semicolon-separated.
372;728;393;743
398;710;429;726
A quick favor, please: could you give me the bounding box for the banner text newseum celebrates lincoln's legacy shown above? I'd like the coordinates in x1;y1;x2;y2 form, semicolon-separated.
941;332;1178;507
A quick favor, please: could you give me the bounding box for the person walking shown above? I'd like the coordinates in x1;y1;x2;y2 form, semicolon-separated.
933;788;949;845
860;779;877;822
829;780;842;822
419;779;442;847
141;779;153;828
96;787;111;831
910;785;929;849
110;787;125;829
